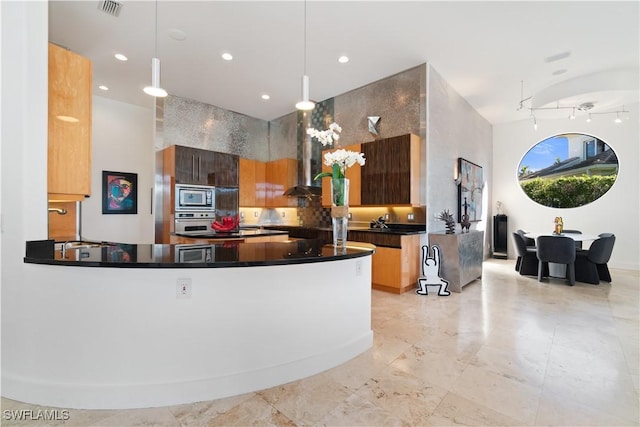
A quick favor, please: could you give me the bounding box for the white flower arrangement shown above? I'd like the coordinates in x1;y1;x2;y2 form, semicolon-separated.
322;149;366;173
307;123;366;181
306;122;342;146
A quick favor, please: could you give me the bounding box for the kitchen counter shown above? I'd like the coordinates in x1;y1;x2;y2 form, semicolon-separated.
175;228;288;240
16;238;374;409
24;238;374;268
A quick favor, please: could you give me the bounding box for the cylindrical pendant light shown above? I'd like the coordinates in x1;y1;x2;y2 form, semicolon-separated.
143;0;167;98
296;75;315;110
144;57;167;97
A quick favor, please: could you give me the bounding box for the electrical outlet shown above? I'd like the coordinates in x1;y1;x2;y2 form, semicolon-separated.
355;260;362;276
408;213;414;222
176;278;192;299
254;211;259;217
281;211;286;218
384;213;390;221
348;212;352;220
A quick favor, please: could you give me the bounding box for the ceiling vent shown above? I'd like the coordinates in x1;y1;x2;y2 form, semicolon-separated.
578;102;595;111
98;0;122;17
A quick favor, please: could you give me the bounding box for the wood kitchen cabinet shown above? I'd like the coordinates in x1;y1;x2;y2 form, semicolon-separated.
239;158;266;207
347;231;421;293
166;145;239;187
266;158;298;207
173;145;216;185
48;43;92;201
360;134;420;206
213;152;239;187
321;144;362;207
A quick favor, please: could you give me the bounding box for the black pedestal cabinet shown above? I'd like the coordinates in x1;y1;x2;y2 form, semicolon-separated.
493;215;508;259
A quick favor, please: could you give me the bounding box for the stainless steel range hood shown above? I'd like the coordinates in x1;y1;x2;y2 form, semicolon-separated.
283;184;321;197
283;117;322;198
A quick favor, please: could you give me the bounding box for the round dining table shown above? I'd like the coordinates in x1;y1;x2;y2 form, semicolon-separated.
524;232;599;242
523;232;599;279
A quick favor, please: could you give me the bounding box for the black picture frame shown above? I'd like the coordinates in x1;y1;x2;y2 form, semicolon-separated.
102;170;138;214
457;158;483;222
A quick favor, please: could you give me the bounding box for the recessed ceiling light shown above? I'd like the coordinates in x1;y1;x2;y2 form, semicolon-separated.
114;53;127;61
545;51;571;63
338;55;349;63
552;69;567;76
98;85;109;91
168;28;186;41
221;52;233;61
261;94;270;100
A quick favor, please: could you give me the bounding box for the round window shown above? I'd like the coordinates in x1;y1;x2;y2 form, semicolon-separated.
518;133;618;208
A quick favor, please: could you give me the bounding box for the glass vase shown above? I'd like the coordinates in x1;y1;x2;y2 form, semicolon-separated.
331;178;349;250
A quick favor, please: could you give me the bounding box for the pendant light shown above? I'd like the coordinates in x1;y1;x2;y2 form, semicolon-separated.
295;0;315;110
143;0;167;98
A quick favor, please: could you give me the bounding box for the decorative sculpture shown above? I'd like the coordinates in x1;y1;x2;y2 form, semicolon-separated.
461;197;471;232
437;209;456;234
416;245;450;296
367;116;380;135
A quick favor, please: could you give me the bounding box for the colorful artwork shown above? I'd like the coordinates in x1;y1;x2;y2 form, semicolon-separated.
102;171;137;214
457;158;483;222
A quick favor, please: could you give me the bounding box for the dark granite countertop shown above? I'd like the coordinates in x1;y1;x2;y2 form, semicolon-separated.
173;228;288;239
24;239;374;268
263;224;426;236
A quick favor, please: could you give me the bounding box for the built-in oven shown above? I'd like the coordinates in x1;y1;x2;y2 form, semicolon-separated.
174;211;216;235
175;244;215;263
175;184;215;212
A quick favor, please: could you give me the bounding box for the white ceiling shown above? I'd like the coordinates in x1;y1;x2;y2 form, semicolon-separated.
48;1;639;124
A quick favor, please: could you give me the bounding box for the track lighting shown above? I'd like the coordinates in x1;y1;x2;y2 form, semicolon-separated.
518;81;629;125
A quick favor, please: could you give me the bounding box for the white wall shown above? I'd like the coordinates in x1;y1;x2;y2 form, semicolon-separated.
1;0;49;393
81;96;154;244
426;65;494;255
493;103;639;270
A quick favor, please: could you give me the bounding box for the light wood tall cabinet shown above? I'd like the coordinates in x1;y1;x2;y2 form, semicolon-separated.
48;43;92;201
239;158;266;207
265;158;298;207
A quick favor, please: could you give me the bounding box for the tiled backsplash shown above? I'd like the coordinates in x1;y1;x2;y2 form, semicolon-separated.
240;204;426;228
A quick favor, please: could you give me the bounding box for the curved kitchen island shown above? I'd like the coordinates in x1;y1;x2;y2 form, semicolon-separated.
13;239;375;409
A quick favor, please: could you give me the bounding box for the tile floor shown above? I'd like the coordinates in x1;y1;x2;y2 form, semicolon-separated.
2;259;639;426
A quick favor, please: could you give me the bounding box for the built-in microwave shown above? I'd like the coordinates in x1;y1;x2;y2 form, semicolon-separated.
175;244;214;263
175;184;215;212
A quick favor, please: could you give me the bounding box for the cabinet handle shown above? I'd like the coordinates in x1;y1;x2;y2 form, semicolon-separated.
192;155;195;181
198;156;202;181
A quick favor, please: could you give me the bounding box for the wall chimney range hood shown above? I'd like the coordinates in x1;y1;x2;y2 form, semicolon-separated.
283;184;321;197
283;117;322;198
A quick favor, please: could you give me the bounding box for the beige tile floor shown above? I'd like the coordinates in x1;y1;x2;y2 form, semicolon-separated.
2;259;639;426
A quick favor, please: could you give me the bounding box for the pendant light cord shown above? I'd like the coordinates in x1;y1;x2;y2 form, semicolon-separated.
154;0;158;57
303;0;307;75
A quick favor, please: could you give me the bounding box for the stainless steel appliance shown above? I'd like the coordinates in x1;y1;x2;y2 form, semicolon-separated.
175;244;215;263
175;184;215;212
174;211;216;235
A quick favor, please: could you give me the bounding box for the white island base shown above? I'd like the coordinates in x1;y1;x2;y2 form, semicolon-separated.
3;256;373;409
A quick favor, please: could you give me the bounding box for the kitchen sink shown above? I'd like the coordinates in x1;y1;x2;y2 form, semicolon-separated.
55;241;108;251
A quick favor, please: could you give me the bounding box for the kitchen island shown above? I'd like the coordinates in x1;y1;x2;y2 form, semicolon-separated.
13;240;374;409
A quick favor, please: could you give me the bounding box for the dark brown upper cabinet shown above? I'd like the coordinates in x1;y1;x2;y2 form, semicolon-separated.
360;134;420;206
172;145;238;187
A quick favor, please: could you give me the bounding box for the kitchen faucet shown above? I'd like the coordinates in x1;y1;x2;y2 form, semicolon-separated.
370;216;389;229
48;207;67;215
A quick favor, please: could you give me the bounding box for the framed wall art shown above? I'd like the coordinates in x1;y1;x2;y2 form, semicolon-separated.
457;158;483;222
102;170;138;214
